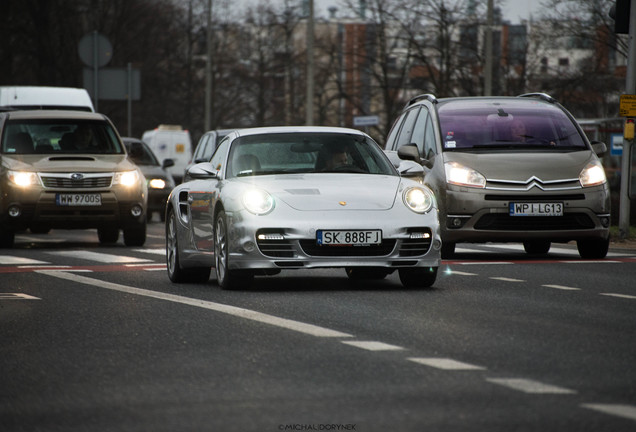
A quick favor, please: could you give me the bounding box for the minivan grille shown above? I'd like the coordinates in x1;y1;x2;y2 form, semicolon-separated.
474;213;595;230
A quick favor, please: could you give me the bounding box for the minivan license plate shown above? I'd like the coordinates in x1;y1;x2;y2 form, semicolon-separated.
56;193;102;206
509;202;563;216
317;230;381;246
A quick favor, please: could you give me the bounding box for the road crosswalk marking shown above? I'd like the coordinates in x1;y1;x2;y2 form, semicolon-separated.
47;250;152;263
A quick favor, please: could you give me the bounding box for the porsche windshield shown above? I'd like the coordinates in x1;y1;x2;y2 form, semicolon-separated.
438;102;587;151
227;132;396;177
1;119;124;155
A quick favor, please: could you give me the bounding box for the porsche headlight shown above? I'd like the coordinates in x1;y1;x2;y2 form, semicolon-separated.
403;186;435;214
148;178;166;189
445;161;486;188
113;170;140;187
579;161;606;187
242;189;274;215
8;170;40;187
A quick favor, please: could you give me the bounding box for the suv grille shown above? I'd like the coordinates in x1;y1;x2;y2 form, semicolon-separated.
40;173;113;188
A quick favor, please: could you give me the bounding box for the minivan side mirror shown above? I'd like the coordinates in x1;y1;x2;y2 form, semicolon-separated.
591;141;607;156
397;144;421;163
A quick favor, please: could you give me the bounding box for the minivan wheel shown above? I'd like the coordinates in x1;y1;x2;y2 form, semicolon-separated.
577;238;609;259
124;222;146;246
97;227;119;244
398;267;438;288
523;240;551;255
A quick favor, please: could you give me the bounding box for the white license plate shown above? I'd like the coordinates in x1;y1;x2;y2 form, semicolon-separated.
509;202;563;216
56;193;102;206
317;230;382;246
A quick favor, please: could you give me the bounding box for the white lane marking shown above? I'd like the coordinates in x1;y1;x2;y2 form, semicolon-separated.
542;284;581;291
47;251;151;263
564;260;621;264
408;357;485;370
581;403;636;421
0;293;41;300
341;341;404;351
459;262;513;266
0;256;49;265
486;378;576;394
133;248;165;255
490;277;525;282
37;270;352;338
445;270;478;276
600;293;636;300
480;243;630;257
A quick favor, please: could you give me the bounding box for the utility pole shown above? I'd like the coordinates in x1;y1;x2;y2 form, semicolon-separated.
305;0;315;125
484;0;493;96
619;0;636;239
204;0;213;131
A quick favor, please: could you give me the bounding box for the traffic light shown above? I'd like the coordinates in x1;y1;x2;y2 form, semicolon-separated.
609;0;631;34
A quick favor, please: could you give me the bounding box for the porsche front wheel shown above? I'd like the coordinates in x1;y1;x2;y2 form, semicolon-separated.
214;210;253;290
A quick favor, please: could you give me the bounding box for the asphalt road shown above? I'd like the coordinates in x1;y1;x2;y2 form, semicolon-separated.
1;221;635;431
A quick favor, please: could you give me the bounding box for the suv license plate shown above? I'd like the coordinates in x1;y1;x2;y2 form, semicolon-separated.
317;230;382;246
56;193;102;206
509;202;563;216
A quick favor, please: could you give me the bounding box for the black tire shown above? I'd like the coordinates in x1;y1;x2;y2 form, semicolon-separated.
346;267;390;280
214;210;253;290
166;208;211;283
97;227;119;244
577;238;609;259
441;242;455;258
523;240;551;254
398;267;438;288
124;222;147;246
0;228;15;248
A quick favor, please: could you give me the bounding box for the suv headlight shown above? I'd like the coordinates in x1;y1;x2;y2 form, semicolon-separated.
403;186;435;214
8;170;40;187
445;162;486;188
113;170;140;187
579;161;606;187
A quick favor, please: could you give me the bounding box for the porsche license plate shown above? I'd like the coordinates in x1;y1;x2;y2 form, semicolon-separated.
317;230;382;246
509;202;563;216
56;193;102;206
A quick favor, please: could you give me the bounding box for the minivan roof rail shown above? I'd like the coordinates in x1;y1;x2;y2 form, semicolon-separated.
518;92;557;104
405;94;438;108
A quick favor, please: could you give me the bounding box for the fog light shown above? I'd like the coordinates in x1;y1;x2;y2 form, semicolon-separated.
433;239;442;250
8;205;21;217
600;216;610;228
130;204;143;218
244;241;256;252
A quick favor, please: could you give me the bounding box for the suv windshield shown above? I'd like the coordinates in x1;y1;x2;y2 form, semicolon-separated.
227;133;396;178
1;119;124;155
438;102;587;151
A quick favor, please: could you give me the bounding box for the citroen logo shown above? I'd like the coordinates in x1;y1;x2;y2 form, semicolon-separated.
71;173;84;181
339;201;347;206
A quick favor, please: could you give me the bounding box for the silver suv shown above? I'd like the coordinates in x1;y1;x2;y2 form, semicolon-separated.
385;93;610;259
0;110;148;247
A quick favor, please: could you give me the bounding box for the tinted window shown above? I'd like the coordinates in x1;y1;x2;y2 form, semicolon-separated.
396;108;419;148
2;119;123;154
438;102;587;151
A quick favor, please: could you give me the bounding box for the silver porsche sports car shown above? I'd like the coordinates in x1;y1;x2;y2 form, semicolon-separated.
165;126;441;289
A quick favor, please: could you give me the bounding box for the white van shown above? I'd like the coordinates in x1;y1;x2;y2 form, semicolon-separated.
0;86;94;112
142;125;192;183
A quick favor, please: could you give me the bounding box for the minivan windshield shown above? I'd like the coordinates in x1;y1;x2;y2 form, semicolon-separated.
1;119;124;155
438;102;587;151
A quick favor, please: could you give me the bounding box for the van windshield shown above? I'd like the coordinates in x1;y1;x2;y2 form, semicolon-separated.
1;120;124;155
438;103;587;151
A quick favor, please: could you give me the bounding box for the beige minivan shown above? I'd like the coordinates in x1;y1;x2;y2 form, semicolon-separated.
0;110;147;247
386;93;611;259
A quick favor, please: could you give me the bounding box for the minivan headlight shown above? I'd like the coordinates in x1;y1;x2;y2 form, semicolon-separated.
403;186;435;214
8;170;40;187
444;162;486;188
579;161;606;187
113;170;140;187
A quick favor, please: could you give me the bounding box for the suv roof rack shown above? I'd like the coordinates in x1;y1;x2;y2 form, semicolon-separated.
517;92;557;104
405;94;438;108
